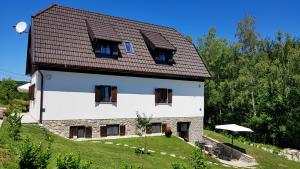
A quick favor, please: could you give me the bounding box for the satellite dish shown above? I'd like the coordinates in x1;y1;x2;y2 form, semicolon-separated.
15;21;27;33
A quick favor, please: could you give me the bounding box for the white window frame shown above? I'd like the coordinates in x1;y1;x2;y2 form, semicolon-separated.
124;41;134;53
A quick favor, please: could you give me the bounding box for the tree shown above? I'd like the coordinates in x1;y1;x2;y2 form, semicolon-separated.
200;16;300;148
135;112;152;154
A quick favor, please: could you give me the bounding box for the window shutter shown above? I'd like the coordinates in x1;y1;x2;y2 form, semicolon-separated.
162;123;167;133
168;89;172;103
120;125;126;136
29;84;35;100
85;126;92;138
111;86;117;102
100;126;107;137
177;123;181;132
95;86;102;102
155;89;160;103
69;126;77;138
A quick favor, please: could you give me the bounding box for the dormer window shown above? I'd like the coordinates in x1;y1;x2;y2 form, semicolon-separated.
141;30;176;65
86;20;122;59
100;44;111;55
93;41;119;58
158;52;167;63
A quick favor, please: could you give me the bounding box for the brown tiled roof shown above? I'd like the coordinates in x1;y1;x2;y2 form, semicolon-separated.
141;30;176;51
86;20;122;43
29;4;211;81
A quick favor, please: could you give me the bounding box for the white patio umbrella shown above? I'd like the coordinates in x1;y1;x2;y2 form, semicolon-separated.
215;124;253;145
17;83;30;93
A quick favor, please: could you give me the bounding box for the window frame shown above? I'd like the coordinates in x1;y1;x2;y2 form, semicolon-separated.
94;40;119;59
69;126;92;139
124;41;134;53
95;85;117;103
155;88;172;104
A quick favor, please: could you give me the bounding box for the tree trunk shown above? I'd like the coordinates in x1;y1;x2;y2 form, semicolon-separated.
251;91;257;116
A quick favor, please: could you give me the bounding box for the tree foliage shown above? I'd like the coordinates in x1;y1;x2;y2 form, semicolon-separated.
200;16;300;148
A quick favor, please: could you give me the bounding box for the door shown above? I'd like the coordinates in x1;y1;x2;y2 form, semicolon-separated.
177;122;190;141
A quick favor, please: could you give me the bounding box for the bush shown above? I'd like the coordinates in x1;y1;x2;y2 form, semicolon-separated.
56;153;92;169
171;162;188;169
189;149;208;169
18;137;52;169
165;127;172;138
134;147;149;155
6;107;22;141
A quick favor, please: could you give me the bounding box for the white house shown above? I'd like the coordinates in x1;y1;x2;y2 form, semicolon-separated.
26;4;211;144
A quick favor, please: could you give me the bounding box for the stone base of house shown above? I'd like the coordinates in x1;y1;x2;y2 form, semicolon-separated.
42;116;203;144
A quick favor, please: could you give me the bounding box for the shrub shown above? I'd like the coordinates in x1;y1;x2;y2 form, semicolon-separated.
189;149;208;169
6;107;22;141
18;137;52;169
165;127;172;138
171;162;188;169
134;147;149;155
56;153;92;169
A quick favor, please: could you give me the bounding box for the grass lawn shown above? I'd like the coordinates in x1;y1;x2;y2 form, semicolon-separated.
1;124;228;169
204;130;300;169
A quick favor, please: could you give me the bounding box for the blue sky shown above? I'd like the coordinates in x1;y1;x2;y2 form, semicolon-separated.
0;0;299;81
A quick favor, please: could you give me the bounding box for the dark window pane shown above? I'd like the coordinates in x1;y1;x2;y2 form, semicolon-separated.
101;86;111;102
151;123;162;133
100;44;111;54
125;42;133;53
159;89;167;103
77;126;85;138
107;125;119;136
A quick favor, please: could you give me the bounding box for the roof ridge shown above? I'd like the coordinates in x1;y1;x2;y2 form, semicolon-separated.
32;4;58;18
54;4;176;31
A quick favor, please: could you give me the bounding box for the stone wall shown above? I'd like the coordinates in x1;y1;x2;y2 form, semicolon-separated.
42;116;203;144
202;136;256;163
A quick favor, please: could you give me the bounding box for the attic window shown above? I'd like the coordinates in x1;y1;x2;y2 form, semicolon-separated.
124;41;134;53
141;30;176;65
86;20;122;58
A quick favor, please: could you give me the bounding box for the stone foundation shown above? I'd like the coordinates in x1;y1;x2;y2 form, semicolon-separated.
42;116;203;144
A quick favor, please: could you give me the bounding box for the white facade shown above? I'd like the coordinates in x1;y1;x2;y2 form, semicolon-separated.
29;70;204;121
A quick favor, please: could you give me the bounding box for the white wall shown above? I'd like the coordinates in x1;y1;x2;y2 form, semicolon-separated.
33;70;204;120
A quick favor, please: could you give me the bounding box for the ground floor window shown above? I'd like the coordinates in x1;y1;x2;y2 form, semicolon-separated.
107;124;119;136
177;122;190;141
151;123;162;133
100;124;126;137
69;126;92;139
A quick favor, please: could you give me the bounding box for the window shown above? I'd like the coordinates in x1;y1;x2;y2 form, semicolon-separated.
100;44;111;54
29;84;35;100
94;41;119;58
103;86;111;102
107;125;119;136
124;41;134;53
158;52;166;63
100;125;126;137
155;88;172;104
69;126;92;139
151;123;162;133
95;85;117;103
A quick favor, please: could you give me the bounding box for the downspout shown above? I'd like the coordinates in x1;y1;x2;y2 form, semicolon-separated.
38;70;44;124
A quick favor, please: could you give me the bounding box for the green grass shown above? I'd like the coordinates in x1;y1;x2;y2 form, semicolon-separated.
0;124;228;169
204;130;300;169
